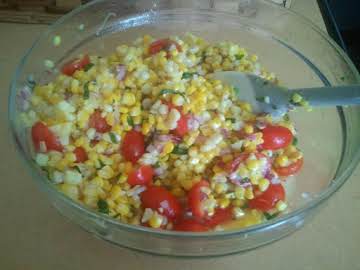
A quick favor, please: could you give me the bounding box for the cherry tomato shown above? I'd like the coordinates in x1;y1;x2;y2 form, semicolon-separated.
204;207;234;227
248;183;285;211
174;113;190;137
173;219;209;232
275;157;304;177
127;165;154;186
140;186;182;221
74;146;88;163
149;38;182;55
31;121;63;152
188;180;210;219
121;130;145;164
261;125;293;150
61;55;90;76
88;110;111;133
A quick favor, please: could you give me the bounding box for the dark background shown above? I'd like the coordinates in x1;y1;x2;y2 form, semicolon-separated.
318;0;360;71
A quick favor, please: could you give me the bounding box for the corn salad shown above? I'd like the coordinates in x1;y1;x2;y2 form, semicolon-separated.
21;33;304;232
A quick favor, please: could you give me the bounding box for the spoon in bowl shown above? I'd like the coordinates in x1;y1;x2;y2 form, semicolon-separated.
213;71;360;117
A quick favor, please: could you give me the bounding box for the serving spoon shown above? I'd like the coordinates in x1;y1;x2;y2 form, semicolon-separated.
213;71;360;117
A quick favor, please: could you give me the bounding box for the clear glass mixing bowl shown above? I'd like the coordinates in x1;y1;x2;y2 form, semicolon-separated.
8;0;360;257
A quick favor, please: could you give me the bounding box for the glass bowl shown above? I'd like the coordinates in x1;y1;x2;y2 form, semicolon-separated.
8;0;360;257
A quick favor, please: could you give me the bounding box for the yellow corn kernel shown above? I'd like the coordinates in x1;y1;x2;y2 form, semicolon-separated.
236;166;248;178
232;199;246;207
258;178;270;192
110;185;122;200
245;187;254;200
234;186;245;200
276;155;289;167
171;187;185;197
97;165;114;179
212;165;223;174
116;204;130;216
291;93;303;103
276;200;287;211
241;102;252;112
222;154;233;163
181;179;194;191
214;183;228;194
124;162;133;174
119;107;129;113
60;183;79;200
149;212;163;228
106;199;116;209
105;113;115;126
244;124;254;134
122;92;136;106
161;141;174;156
130;106;141;117
289;151;303;161
118;174;127;183
246;159;260;171
64;152;76;163
133;115;142;125
148;115;155;125
141;122;151;135
92;177;104;188
218;197;230;209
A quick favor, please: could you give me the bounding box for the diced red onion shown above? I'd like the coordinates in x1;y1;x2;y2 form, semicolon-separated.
116;65;126;81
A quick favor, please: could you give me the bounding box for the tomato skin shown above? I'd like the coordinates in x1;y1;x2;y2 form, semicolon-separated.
174;113;189;137
173;219;209;232
31;121;63;152
74;146;88;163
188;180;210;219
140;186;182;221
121;130;145;164
261;125;293;150
127;165;154;186
275;157;303;177
204;207;233;227
89;110;111;133
61;55;90;76
149;39;182;55
248;183;285;211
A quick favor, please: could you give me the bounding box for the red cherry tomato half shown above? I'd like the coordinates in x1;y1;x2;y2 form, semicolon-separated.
61;55;91;76
74;146;88;163
140;186;182;221
188;180;210;219
275;157;304;177
121;130;145;164
31;121;63;152
173;219;209;232
88;110;111;133
174;113;190;137
127;165;154;186
149;38;182;55
248;183;285;211
204;207;234;227
261;125;293;150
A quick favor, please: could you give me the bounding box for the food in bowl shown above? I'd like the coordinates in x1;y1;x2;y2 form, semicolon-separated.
20;33;303;232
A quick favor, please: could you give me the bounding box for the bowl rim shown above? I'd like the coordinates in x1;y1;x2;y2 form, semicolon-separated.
8;0;360;238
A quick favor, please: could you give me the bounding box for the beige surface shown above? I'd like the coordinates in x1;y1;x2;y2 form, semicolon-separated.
1;1;360;269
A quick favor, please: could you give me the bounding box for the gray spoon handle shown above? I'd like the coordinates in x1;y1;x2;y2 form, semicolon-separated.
295;85;360;107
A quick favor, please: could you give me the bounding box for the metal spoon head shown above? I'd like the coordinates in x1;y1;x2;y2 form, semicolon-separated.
213;71;291;117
